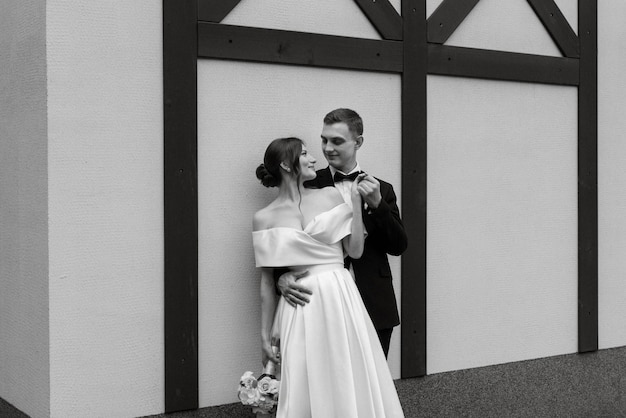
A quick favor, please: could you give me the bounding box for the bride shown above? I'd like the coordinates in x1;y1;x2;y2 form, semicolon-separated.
253;136;404;417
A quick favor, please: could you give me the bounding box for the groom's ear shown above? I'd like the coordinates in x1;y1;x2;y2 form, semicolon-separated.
355;135;364;149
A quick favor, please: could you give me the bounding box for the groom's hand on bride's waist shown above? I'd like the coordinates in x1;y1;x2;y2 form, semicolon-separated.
277;270;312;307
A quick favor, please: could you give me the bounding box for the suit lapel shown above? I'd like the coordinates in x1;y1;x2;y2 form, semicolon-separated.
316;167;334;187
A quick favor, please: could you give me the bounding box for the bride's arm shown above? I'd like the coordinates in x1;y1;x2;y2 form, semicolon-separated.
342;173;366;259
260;267;280;365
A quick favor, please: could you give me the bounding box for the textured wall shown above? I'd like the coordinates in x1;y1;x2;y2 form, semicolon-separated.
435;0;577;56
224;0;400;37
427;77;578;373
46;1;164;416
598;0;626;349
0;1;50;417
425;0;580;374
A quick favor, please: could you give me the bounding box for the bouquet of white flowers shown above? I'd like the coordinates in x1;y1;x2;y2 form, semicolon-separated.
237;347;280;416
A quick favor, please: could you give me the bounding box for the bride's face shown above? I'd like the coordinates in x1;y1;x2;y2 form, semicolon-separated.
299;146;317;181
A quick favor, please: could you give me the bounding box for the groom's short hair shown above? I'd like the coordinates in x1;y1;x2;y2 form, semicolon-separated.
324;108;363;137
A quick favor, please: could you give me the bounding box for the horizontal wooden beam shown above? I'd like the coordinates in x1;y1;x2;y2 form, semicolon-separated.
197;0;241;23
198;22;403;73
353;0;403;40
527;0;579;58
428;44;579;86
427;0;480;44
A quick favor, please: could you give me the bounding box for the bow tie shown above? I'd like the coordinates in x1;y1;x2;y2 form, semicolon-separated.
333;171;361;182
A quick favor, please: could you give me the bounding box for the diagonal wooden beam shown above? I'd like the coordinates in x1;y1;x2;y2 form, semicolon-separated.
427;0;480;44
428;44;579;86
353;0;403;40
527;0;579;58
198;0;241;23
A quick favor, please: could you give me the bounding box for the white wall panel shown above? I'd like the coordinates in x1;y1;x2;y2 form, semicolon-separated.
47;1;164;416
226;0;401;36
598;0;626;349
224;0;380;38
427;0;577;40
427;75;578;373
427;0;445;18
198;60;402;405
446;0;562;56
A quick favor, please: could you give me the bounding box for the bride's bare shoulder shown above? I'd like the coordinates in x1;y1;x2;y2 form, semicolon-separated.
253;205;274;231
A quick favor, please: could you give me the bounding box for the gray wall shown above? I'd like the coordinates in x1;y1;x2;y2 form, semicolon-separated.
0;1;49;417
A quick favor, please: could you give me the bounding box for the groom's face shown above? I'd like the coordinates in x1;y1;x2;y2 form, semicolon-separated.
320;122;362;173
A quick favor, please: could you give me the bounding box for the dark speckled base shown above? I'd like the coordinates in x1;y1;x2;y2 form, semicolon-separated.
3;346;626;417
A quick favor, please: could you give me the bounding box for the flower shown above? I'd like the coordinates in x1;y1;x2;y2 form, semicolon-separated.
258;375;279;397
252;396;276;414
238;386;261;406
236;346;280;414
239;371;258;390
237;370;279;415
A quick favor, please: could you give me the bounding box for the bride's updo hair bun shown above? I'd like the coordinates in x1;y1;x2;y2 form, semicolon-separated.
256;163;279;188
256;137;304;187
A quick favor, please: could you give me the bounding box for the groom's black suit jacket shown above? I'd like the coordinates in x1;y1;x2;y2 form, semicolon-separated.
304;167;408;330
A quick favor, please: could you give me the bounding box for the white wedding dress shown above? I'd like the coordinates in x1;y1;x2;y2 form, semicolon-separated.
253;203;404;418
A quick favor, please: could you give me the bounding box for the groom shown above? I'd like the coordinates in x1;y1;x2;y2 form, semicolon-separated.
278;108;408;356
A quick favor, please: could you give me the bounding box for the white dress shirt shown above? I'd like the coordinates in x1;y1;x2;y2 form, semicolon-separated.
329;164;362;209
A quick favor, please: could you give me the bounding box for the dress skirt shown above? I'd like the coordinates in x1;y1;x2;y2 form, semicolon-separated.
272;263;404;418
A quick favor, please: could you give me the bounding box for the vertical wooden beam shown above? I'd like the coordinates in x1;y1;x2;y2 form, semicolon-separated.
163;0;199;411
577;0;598;353
401;0;427;378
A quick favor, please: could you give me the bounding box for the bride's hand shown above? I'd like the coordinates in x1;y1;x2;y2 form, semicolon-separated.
262;342;280;365
350;173;368;203
356;173;382;210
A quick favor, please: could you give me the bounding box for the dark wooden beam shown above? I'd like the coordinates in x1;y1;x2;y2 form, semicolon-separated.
163;0;198;412
428;44;579;86
401;0;427;378
198;0;241;23
427;0;480;44
198;22;403;73
577;0;598;353
353;0;403;40
527;0;580;58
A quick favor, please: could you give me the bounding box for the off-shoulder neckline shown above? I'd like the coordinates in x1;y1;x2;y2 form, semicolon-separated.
254;202;349;233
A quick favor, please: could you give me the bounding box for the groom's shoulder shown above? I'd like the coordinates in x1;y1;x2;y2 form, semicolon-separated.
315;167;331;177
304;167;332;189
